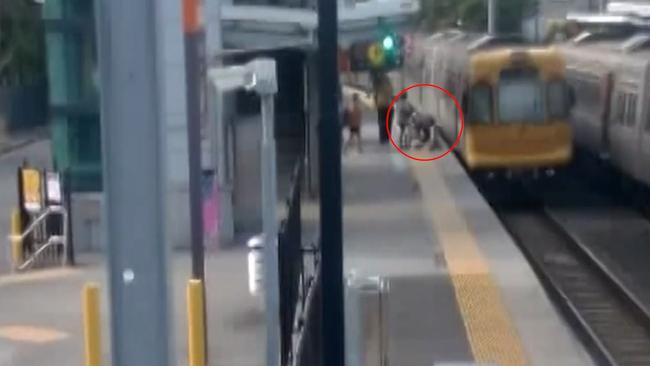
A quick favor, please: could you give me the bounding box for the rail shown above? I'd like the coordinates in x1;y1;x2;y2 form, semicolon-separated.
7;166;74;271
277;158;323;366
8;205;68;271
278;159;303;364
292;260;322;366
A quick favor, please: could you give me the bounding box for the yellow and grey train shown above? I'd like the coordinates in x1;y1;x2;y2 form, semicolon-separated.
408;32;575;177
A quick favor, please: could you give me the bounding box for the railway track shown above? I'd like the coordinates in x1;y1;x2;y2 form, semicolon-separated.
479;180;650;366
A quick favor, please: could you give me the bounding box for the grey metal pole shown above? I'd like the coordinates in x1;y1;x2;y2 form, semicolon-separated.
95;0;173;363
260;81;280;366
488;0;496;35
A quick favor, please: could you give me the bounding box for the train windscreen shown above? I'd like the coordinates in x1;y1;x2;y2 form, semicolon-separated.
498;69;545;124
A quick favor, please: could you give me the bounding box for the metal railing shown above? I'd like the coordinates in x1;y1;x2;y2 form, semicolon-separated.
8;205;68;271
292;261;322;366
278;160;304;364
277;158;323;366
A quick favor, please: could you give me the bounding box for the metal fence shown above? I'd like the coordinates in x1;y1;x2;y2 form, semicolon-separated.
293;262;322;366
278;160;304;364
277;159;322;366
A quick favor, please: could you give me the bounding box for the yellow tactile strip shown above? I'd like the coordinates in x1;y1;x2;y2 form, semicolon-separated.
412;162;530;366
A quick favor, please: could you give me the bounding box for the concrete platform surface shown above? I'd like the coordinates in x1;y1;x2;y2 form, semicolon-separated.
0;251;265;366
0;116;597;366
342;117;595;366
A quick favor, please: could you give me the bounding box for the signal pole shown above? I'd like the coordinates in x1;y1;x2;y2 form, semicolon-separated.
488;0;497;34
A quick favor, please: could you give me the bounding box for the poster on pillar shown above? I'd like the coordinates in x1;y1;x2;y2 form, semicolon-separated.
202;170;219;250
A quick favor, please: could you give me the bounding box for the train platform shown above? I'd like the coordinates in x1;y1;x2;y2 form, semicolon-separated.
0;251;270;366
342;120;595;365
0;118;598;366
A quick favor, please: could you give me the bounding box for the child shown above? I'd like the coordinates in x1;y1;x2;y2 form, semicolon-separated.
344;93;363;153
397;93;416;147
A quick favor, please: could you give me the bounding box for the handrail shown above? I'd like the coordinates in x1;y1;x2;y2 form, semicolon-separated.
7;205;68;271
18;235;66;271
7;206;65;242
292;261;322;366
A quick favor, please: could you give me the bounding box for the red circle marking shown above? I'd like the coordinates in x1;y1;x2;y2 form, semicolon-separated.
386;83;465;162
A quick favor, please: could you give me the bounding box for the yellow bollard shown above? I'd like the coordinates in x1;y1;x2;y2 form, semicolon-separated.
82;283;102;366
187;279;206;366
10;208;22;269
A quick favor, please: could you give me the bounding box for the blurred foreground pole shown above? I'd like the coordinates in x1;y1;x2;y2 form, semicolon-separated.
183;0;206;282
317;0;345;365
183;0;208;360
95;0;173;364
488;0;496;34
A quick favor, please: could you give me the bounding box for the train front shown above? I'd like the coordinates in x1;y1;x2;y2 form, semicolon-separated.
462;48;574;176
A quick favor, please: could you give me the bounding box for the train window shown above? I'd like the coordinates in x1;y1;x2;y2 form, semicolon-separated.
547;80;570;119
468;84;492;123
498;69;544;123
614;93;625;125
626;94;638;127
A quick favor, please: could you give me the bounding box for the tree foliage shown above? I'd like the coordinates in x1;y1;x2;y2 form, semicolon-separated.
419;0;537;34
0;0;45;86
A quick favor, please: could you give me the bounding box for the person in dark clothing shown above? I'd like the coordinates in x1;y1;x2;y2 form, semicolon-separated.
372;72;394;144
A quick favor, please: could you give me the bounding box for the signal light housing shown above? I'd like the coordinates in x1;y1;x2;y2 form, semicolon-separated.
348;34;403;72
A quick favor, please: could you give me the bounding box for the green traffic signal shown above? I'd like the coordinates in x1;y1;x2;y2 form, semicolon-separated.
382;35;394;51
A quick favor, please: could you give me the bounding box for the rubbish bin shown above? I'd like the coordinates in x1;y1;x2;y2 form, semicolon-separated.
247;234;265;296
345;272;390;366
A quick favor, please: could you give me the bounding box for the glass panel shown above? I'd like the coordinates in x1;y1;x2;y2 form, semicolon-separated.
498;69;544;123
616;93;625;125
627;94;637;127
70;115;101;164
468;85;492;123
548;80;568;119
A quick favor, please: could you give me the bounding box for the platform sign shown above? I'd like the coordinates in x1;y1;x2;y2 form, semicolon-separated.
20;168;42;213
367;42;386;69
45;171;62;206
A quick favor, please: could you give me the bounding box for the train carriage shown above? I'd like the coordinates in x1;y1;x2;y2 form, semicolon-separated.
558;35;650;185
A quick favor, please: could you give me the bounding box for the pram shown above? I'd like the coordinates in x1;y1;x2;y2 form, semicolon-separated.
401;111;436;149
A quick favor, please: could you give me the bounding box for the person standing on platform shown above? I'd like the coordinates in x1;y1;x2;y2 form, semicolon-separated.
343;93;364;154
397;92;416;148
372;71;394;144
